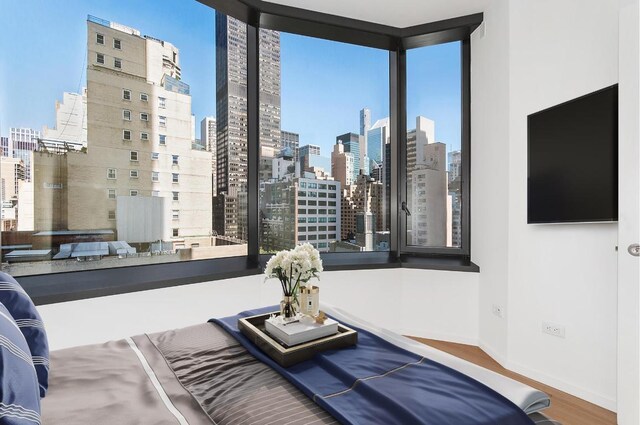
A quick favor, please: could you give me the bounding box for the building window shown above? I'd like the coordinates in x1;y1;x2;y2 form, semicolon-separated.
108;210;116;220
159;134;166;145
172;191;179;201
158;97;166;108
140;93;148;102
130;170;139;179
172;228;179;237
96;53;104;64
107;168;117;179
130;151;138;162
123;129;131;140
96;33;104;45
172;210;179;220
130;190;138;196
172;173;179;183
152;171;159;182
151;190;160;197
123;110;131;121
113;39;121;50
140;113;149;121
107;189;116;199
159;116;166;127
172;155;179;165
151;152;159;160
140;132;149;141
114;58;122;69
123;89;131;100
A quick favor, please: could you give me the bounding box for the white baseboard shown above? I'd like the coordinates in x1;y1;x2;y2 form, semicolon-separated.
506;360;617;412
478;341;508;367
396;327;479;346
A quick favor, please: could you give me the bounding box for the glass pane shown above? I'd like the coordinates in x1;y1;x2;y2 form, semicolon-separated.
405;41;462;248
0;2;247;277
258;33;390;253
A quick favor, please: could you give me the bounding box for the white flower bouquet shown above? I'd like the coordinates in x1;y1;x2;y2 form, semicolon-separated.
264;243;323;317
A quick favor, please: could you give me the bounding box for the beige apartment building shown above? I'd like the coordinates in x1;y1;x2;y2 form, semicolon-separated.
33;16;212;249
340;175;384;240
331;142;355;188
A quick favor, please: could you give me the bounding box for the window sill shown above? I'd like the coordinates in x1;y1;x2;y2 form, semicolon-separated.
400;254;479;272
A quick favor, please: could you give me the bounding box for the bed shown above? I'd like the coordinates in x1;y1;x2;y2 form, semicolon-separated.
39;304;558;425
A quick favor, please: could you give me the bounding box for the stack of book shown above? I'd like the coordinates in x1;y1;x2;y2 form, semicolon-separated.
265;316;339;347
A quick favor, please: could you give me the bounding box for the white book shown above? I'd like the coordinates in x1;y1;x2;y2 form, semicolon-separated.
265;317;339;347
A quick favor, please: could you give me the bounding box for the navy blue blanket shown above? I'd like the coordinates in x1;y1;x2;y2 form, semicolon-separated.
210;307;533;425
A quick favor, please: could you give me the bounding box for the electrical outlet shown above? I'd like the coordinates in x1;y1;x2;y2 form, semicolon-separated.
492;304;504;318
542;322;565;338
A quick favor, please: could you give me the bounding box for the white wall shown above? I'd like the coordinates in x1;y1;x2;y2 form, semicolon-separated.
38;268;479;351
473;0;619;410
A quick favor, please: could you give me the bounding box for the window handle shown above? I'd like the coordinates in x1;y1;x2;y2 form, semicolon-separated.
401;201;411;216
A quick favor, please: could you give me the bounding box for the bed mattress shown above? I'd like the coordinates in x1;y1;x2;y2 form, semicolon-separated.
41;306;554;425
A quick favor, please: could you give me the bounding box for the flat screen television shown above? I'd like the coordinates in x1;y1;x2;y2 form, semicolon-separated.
527;85;618;224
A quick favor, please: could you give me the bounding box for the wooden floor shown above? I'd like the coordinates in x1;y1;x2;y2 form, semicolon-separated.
410;337;617;425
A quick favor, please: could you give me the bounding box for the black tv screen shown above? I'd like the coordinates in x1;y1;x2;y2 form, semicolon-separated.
528;85;618;224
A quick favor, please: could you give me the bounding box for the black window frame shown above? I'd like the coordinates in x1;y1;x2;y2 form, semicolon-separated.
14;0;480;305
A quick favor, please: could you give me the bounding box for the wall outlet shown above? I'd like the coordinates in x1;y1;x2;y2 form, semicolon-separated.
542;322;565;338
492;304;504;318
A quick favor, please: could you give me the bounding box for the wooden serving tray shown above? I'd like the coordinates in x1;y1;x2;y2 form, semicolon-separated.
238;312;358;367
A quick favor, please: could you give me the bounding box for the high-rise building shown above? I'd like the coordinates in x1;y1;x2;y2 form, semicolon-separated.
0;157;26;231
340;174;384;241
405;115;447;247
336;132;361;181
33;16;212;249
9;128;40;181
448;150;462;247
260;177;340;253
366;118;389;172
331;142;354;187
299;144;331;177
0;137;8;157
280;130;299;169
41;90;87;152
214;13;280;239
201;117;217;196
359;108;371;161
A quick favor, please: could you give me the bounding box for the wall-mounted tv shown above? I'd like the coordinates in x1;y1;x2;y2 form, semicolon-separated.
527;85;618;224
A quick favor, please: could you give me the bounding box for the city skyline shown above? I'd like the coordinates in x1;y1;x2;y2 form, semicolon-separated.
0;0;461;156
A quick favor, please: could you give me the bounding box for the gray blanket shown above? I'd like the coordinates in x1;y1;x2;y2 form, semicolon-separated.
42;323;337;424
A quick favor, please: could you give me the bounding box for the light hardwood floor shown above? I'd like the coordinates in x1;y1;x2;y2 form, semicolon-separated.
410;337;616;425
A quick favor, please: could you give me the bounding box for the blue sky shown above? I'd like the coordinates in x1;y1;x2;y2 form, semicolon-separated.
0;1;461;155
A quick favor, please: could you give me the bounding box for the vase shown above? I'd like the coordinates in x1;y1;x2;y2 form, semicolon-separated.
280;295;299;319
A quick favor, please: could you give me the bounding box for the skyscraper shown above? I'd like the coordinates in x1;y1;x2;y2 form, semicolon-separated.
201;117;216;196
336;132;360;181
299;144;331;177
448;150;462;247
214;13;281;239
33;15;212;248
366;118;389;173
9;128;40;181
